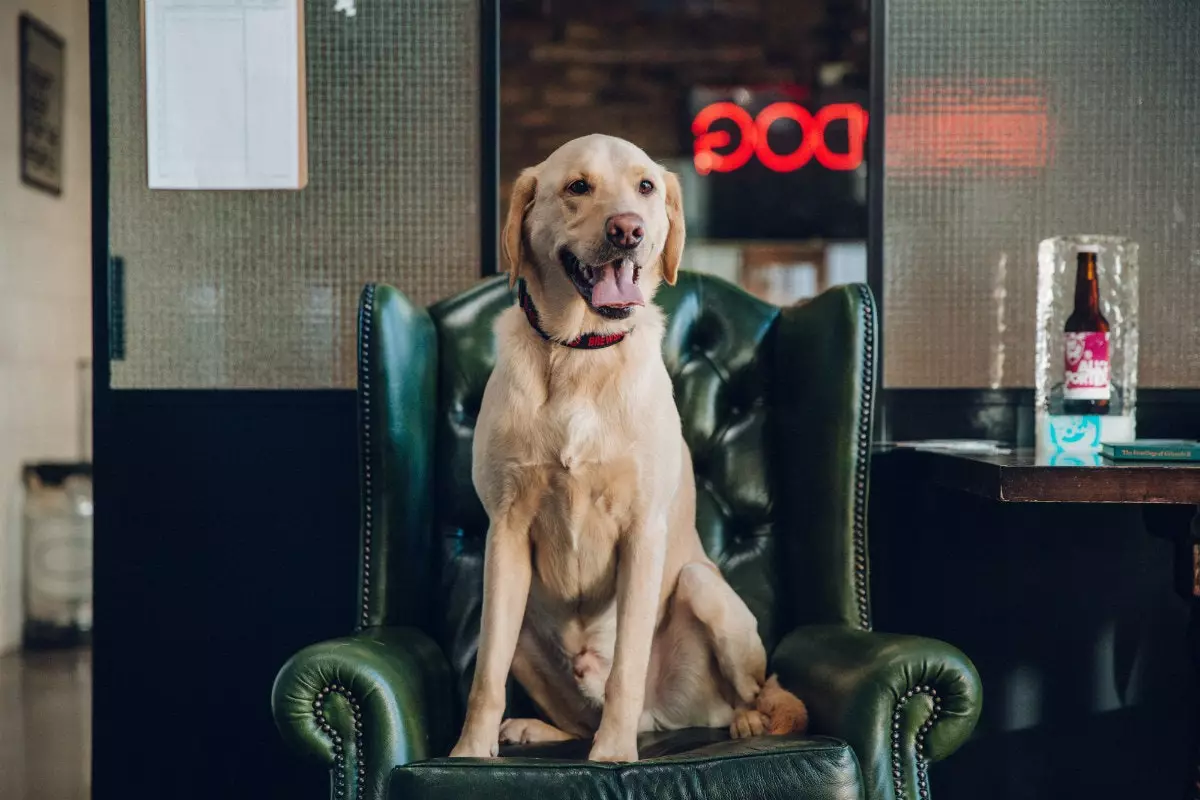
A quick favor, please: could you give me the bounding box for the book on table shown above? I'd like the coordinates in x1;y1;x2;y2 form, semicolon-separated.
1100;440;1200;462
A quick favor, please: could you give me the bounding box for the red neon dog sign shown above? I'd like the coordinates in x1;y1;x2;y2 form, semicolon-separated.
692;101;869;175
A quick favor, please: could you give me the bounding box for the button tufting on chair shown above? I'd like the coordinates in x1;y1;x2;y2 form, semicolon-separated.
269;274;983;800
687;311;726;356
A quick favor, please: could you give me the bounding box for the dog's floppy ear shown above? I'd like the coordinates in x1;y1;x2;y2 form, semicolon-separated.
661;170;686;286
502;168;538;288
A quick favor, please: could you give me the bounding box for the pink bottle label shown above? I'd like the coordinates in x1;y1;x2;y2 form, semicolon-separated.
1063;332;1111;400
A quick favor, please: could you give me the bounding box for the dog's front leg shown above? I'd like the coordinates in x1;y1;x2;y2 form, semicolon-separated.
588;518;667;762
449;515;533;758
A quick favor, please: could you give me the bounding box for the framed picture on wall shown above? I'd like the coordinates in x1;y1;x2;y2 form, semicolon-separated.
19;14;65;196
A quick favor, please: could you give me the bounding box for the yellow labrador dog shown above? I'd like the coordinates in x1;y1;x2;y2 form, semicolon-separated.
449;134;807;763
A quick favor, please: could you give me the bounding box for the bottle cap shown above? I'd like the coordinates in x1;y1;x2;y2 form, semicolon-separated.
1076;244;1101;254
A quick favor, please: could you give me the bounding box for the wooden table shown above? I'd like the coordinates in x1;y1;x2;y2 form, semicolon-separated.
887;447;1200;798
894;448;1200;505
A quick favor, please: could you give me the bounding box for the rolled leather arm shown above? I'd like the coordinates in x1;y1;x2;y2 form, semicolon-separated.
773;625;982;800
272;626;457;800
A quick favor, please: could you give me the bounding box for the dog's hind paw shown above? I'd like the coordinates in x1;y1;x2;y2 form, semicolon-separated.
755;674;809;735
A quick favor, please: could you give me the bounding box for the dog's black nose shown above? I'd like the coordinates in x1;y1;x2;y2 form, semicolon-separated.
605;213;645;249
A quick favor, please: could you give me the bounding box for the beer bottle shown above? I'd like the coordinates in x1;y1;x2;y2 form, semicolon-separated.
1062;246;1111;415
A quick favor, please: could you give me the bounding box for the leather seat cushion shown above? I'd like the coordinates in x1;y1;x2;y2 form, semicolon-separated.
390;730;863;800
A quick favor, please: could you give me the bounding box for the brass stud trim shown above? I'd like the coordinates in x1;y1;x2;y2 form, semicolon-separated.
890;684;940;799
357;284;377;630
313;684;366;799
852;284;876;632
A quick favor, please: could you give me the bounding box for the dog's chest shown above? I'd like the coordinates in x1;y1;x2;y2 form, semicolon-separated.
547;399;609;472
517;395;639;601
537;395;639;518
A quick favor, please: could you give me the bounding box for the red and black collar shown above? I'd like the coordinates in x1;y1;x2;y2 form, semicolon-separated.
517;280;630;350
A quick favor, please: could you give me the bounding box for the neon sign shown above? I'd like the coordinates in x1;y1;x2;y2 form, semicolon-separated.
692;102;869;175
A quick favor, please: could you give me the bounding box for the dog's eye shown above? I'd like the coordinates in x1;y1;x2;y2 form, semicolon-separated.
566;179;590;195
638;179;655;195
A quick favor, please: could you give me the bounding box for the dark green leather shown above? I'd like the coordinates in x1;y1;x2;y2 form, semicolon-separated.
428;275;862;665
774;626;983;800
431;275;791;685
393;733;863;800
272;627;457;800
772;287;877;631
271;272;983;800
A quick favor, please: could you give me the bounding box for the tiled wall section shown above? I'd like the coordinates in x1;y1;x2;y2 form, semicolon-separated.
106;0;481;389
0;0;92;652
104;0;868;388
883;0;1200;388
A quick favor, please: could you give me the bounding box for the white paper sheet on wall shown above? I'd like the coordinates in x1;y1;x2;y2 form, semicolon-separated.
143;0;307;190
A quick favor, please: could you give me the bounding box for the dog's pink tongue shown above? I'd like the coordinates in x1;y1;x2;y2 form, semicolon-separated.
589;260;644;308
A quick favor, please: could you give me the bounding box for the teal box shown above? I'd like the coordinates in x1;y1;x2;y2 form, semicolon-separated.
1036;412;1135;455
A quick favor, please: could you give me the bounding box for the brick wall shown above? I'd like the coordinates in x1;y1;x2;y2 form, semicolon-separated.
499;0;869;204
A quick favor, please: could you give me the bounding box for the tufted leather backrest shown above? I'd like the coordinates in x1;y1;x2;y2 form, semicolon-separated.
656;278;784;651
355;272;878;706
427;273;784;695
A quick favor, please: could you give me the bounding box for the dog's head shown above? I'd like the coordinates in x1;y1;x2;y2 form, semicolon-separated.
503;134;685;334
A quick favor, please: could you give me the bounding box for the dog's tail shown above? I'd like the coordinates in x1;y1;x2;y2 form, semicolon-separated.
755;674;809;735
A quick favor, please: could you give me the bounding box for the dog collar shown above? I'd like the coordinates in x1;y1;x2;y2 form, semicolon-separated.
517;280;630;350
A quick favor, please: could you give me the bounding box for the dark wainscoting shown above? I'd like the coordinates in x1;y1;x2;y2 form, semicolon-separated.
92;390;359;800
88;385;1195;799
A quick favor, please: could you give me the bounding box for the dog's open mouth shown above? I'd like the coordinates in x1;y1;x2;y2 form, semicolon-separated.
560;249;644;320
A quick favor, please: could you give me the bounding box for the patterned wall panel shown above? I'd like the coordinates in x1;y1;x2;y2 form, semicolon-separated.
883;0;1200;388
106;0;482;388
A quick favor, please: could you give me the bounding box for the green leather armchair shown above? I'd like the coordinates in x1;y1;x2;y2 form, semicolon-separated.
272;273;982;800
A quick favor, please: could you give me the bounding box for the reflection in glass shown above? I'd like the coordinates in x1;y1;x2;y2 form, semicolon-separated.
500;0;870;307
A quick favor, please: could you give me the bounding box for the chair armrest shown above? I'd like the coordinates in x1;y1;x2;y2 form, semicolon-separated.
272;626;456;800
774;625;982;800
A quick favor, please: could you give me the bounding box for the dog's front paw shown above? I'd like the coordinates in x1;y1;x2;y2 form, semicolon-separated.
449;732;500;759
499;718;574;745
588;734;638;763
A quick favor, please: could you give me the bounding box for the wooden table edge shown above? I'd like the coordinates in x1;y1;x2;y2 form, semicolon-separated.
882;448;1200;505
